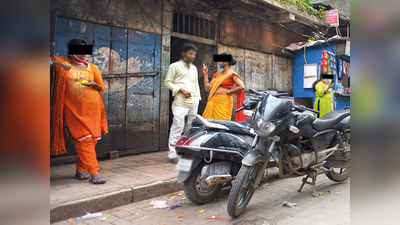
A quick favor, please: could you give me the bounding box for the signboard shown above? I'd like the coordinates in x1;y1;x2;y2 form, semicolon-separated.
304;64;320;89
323;9;339;27
345;41;350;56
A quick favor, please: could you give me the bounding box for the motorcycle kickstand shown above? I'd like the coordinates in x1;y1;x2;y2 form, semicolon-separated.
297;173;318;197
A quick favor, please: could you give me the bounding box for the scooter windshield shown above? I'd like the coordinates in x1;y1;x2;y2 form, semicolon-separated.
258;94;292;121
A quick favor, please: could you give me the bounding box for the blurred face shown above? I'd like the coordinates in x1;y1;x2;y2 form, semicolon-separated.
69;43;89;61
182;49;196;62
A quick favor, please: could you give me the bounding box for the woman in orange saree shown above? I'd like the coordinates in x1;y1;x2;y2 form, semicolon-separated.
51;38;108;184
202;52;246;121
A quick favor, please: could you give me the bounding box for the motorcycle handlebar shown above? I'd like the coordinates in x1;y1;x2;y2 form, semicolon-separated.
276;93;289;97
236;106;245;113
293;105;320;115
249;89;288;98
249;88;264;95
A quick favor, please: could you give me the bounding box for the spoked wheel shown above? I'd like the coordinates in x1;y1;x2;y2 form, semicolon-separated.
184;164;223;205
227;163;261;218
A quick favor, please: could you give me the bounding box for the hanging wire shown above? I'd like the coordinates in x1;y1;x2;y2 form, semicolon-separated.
304;42;308;64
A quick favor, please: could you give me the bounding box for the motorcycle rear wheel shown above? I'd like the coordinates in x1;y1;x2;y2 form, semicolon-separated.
326;138;350;182
227;163;260;218
184;164;223;205
326;166;350;182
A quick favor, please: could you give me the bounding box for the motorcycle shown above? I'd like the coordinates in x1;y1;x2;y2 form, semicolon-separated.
226;89;350;218
174;91;288;204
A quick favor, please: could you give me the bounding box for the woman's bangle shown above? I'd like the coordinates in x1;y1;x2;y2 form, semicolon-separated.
204;80;209;83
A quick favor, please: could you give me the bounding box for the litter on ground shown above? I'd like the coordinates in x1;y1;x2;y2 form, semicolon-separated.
151;200;169;209
199;210;205;214
82;212;104;219
170;205;182;210
283;201;297;208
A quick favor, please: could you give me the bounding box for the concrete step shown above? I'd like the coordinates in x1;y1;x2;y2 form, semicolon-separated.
50;178;183;223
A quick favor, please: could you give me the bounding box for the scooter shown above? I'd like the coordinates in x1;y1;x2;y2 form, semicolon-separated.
174;91;288;204
226;89;350;218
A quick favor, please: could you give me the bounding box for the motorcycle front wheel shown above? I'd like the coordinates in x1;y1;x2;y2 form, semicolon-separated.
184;164;223;205
227;163;260;218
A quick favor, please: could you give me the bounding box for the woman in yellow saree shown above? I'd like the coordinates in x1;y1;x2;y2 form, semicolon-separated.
202;52;246;121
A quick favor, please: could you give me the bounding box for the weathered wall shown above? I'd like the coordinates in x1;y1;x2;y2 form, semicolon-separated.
50;0;163;34
160;0;174;151
218;44;293;94
220;13;305;56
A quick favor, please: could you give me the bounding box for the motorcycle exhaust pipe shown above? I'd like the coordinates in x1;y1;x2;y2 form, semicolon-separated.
204;175;233;185
201;162;233;185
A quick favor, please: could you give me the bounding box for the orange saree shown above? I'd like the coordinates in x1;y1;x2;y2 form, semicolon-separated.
203;72;246;121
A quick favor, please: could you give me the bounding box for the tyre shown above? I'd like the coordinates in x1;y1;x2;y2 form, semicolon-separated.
326;166;350;182
227;163;260;218
184;164;223;205
326;137;350;182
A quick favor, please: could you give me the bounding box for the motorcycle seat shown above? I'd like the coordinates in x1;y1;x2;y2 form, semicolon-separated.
312;110;350;131
192;118;253;136
210;119;254;136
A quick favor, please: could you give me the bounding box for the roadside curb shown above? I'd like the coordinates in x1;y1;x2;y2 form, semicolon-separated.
50;179;183;223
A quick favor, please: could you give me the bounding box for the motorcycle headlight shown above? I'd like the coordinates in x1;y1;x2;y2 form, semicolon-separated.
255;117;276;135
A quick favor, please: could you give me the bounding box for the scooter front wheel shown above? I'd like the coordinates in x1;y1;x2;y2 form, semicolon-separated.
184;164;223;205
227;163;260;218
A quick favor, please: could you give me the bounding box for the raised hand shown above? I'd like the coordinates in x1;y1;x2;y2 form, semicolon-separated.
202;63;209;76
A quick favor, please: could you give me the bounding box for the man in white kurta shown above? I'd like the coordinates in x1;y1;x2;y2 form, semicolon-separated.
164;44;201;163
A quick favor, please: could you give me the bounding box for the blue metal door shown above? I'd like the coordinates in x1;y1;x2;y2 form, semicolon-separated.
53;17;161;158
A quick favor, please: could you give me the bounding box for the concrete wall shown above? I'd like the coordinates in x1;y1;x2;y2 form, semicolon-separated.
50;0;163;33
220;13;305;56
218;45;294;94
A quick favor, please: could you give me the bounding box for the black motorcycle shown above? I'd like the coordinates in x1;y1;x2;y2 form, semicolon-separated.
174;91;288;204
227;89;350;218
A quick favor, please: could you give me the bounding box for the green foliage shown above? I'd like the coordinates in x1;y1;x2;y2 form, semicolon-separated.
276;0;327;19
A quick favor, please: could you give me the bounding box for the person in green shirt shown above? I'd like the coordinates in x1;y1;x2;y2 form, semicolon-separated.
312;73;343;118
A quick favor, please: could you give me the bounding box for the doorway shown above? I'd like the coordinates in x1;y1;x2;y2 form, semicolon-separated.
169;37;217;126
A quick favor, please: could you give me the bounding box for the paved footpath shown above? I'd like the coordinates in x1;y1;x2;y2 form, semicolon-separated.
53;168;350;225
51;152;177;207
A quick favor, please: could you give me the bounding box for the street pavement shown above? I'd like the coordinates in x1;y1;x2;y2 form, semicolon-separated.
50;152;177;207
52;168;350;225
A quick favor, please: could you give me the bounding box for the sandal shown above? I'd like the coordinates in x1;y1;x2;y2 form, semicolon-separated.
89;176;106;185
75;172;90;180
